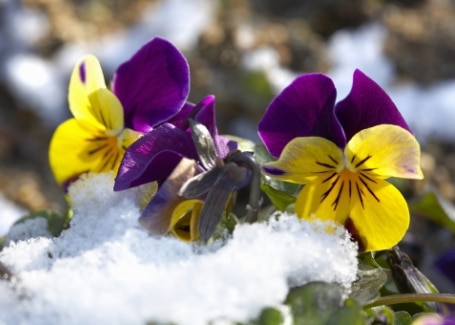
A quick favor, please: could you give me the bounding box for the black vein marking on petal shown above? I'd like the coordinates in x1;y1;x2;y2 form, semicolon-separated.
111;150;119;170
359;177;380;203
320;175;339;203
316;161;336;169
349;180;352;198
87;136;108;142
356;182;364;208
328;155;338;165
322;172;337;183
351;154;356;164
359;172;377;184
360;168;377;172
311;171;332;175
88;143;109;156
355;155;372;168
98;108;108;128
332;181;344;210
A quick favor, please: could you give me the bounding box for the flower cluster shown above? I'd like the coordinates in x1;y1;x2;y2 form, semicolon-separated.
49;37;423;250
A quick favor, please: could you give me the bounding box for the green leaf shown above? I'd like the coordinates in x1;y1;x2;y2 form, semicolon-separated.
410;191;455;233
326;299;366;325
260;183;296;211
254;144;275;164
285;282;345;324
350;262;388;305
256;307;285;325
254;144;299;212
394;311;413;325
364;305;395;324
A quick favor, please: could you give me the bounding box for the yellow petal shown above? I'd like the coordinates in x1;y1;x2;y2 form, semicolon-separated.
68;55;124;132
345;124;423;180
169;199;204;242
294;169;351;225
263;137;344;184
49;118;123;185
120;128;142;149
349;178;410;252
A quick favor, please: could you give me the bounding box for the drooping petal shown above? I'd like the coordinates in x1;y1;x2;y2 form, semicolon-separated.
258;73;345;158
348;179;410;252
262;136;344;184
335;69;411;142
114;123;197;190
198;162;248;241
179;167;222;198
49;119;121;185
345;124;423;180
168;199;203;242
112;37;190;132
139;158;199;235
68;56;124;131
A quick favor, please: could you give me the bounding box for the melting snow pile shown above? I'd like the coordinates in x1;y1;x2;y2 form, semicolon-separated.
0;173;358;325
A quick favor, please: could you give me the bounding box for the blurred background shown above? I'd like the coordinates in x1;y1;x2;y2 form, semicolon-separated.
1;0;455;291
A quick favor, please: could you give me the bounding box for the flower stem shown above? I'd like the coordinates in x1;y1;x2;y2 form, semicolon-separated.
364;293;455;309
230;152;262;223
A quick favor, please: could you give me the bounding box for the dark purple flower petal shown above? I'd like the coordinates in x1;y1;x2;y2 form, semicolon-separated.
258;73;345;158
114;123;196;190
166;102;195;130
435;247;455;285
193;95;218;138
112;37;190;132
335;69;411;142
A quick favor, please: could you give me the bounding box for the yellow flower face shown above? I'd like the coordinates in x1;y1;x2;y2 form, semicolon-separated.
49;55;141;186
263;124;423;251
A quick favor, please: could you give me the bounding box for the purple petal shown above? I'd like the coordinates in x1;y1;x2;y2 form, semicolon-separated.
435;247;455;285
192;96;238;158
214;135;237;159
114;123;197;190
112;37;190;132
258;73;345;158
335;69;411;142
166;102;195;130
193;95;218;138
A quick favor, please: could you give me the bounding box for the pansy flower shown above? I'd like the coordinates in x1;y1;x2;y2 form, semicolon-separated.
258;69;423;252
114;95;236;190
115;95;250;241
49;38;189;187
138;119;256;242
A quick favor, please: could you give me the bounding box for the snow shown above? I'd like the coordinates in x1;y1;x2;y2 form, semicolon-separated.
0;173;358;325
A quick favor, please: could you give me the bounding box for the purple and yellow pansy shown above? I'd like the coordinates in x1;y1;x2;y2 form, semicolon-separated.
49;38;189;187
258;69;424;252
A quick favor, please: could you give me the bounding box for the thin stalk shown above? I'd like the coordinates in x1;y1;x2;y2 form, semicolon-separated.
230;152;262;223
364;293;455;309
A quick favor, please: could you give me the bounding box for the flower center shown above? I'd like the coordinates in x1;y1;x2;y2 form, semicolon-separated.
319;156;380;211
